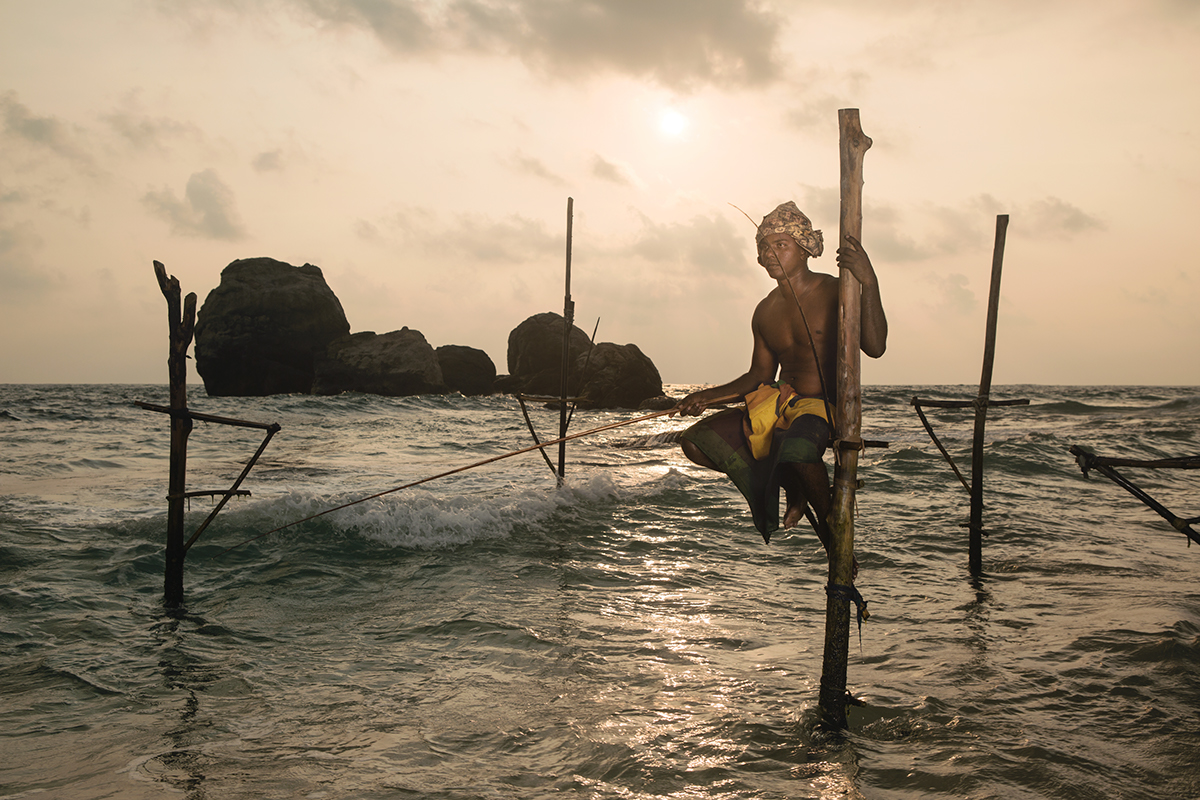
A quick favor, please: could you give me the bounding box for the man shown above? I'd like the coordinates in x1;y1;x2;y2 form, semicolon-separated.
676;201;887;558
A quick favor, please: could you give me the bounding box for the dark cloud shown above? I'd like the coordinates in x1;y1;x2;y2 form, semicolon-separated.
506;151;566;185
104;109;198;151
288;0;784;90
924;271;977;317
369;206;561;264
589;154;633;186
1020;196;1104;239
0;91;96;169
142;169;247;240
0;219;57;302
623;212;746;276
253;149;286;171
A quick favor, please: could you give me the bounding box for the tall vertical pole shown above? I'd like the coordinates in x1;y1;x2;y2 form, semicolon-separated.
819;109;871;728
968;215;1009;574
154;261;196;608
558;197;575;483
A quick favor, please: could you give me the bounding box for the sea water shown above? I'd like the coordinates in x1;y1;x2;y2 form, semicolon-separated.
1;384;1197;800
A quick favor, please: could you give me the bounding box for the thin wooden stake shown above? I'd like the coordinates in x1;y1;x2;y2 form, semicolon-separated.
153;260;197;608
558;197;575;484
819;108;871;728
969;215;1009;574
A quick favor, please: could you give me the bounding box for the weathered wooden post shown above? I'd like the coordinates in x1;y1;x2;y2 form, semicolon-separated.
968;215;1009;574
819;108;871;728
558;197;575;484
910;215;1026;572
154;260;196;608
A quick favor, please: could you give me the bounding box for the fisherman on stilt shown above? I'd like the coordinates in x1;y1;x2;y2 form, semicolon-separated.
676;202;888;570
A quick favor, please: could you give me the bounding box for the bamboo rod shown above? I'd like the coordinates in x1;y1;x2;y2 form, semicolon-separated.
819;108;871;729
221;397;739;555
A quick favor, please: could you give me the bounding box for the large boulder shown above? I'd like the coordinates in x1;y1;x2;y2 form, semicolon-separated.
194;258;349;396
436;345;497;396
506;312;593;396
504;312;665;408
313;328;448;396
574;342;664;409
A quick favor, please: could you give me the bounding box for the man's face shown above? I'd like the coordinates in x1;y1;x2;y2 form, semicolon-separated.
758;232;806;279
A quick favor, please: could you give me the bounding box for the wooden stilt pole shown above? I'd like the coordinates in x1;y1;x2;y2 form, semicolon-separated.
154;261;197;608
968;215;1009;575
558;197;575;484
819;109;871;728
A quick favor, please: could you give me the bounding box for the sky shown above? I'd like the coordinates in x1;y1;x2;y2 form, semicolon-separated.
1;0;1198;387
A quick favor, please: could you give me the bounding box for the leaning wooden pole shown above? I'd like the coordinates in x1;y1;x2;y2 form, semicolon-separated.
558;197;575;484
154;261;197;608
819;109;871;728
968;215;1009;574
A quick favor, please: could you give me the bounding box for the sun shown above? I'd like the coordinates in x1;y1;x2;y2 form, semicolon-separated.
658;108;689;138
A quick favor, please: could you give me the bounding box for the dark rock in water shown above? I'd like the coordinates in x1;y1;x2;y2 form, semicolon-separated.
195;257;350;396
313;329;448;396
436;345;497;396
574;342;664;409
493;374;523;394
639;395;678;411
504;312;665;409
506;312;593;396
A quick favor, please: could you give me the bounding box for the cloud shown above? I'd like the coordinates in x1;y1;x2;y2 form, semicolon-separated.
589;153;635;186
1019;196;1104;240
622;212;745;276
366;205;561;264
103;108;199;151
0;218;57;303
284;0;784;90
921;271;977;317
252;149;286;171
0;91;96;170
142;169;248;240
505;150;566;185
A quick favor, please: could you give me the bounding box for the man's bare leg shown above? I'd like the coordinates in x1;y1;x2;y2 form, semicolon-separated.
782;462;830;533
782;462;858;578
680;438;718;470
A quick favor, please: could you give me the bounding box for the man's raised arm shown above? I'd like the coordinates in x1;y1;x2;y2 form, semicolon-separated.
836;234;887;359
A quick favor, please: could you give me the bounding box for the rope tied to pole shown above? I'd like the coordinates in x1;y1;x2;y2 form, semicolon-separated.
826;582;870;645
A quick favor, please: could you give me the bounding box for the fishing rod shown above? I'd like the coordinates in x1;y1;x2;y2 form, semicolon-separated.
221;396;739;555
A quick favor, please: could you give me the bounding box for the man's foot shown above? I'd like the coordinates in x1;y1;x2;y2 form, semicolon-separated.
783;501;806;530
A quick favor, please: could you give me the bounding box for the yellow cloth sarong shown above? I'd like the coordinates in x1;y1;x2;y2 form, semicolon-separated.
742;384;829;461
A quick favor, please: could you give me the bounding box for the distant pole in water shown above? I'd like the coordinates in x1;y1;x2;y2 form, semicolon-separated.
141;262;279;607
910;215;1026;571
558;197;575;485
969;215;1009;574
819;108;871;729
154;261;196;609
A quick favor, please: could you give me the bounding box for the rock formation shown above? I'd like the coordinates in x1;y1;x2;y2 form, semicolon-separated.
506;312;593;396
436;345;497;396
313;329;448;396
504;312;664;409
575;342;664;409
194;258;350;396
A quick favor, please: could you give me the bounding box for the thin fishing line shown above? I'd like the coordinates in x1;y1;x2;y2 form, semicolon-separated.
220;400;734;556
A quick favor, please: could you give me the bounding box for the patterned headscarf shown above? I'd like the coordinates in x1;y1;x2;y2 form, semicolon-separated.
755;201;823;258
